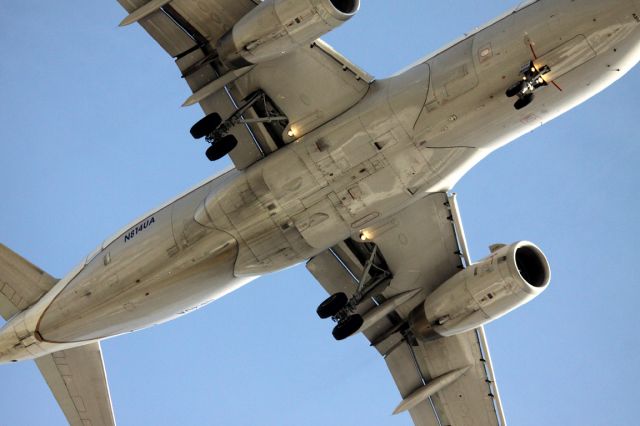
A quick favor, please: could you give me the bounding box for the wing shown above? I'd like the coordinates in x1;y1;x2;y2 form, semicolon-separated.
116;0;373;169
306;193;507;426
35;343;116;426
0;244;115;426
0;244;58;320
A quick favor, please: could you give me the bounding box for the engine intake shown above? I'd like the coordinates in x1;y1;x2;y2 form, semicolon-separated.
217;0;360;68
411;241;550;339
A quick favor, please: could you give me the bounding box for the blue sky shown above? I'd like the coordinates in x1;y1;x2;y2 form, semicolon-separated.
1;1;639;425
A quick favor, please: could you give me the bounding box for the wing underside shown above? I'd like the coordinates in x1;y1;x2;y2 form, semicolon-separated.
306;194;506;425
114;3;507;424
117;0;373;169
36;343;116;426
0;244;57;320
0;244;116;426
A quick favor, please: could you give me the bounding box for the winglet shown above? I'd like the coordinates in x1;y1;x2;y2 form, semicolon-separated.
119;0;173;27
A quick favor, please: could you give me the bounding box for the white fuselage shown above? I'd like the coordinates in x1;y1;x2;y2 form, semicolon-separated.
2;0;639;362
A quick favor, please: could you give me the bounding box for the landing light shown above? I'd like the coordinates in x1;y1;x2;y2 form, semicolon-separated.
287;129;296;138
359;230;372;241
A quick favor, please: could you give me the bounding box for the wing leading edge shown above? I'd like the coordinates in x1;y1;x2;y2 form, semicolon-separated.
306;193;506;425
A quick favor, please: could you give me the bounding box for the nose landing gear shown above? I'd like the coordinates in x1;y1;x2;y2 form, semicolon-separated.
506;61;551;110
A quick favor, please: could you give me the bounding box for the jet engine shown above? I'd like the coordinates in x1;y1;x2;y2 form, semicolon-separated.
217;0;360;68
411;241;550;339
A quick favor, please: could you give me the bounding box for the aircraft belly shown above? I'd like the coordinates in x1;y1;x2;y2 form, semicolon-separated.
37;221;242;343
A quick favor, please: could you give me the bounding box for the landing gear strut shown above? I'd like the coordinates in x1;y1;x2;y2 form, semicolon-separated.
505;61;551;110
189;91;288;162
315;243;392;341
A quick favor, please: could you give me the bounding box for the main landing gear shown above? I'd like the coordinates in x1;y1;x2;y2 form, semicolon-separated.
505;61;551;110
317;291;366;340
190;112;238;161
189;91;288;162
316;244;391;341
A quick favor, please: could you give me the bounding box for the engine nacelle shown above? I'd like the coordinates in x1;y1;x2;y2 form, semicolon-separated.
217;0;359;68
411;241;550;339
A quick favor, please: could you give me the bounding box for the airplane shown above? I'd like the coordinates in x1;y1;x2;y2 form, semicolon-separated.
2;0;640;425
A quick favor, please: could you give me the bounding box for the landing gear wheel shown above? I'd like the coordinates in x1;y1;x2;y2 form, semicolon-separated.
506;81;526;98
205;135;238;161
514;93;535;110
332;314;364;341
316;292;348;319
190;113;222;139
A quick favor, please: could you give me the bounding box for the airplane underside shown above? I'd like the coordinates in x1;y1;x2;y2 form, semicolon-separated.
2;0;640;425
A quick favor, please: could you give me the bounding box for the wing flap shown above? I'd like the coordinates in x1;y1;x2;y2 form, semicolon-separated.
306;248;358;296
385;342;442;426
118;1;195;57
415;331;501;426
35;343;116;426
169;0;257;44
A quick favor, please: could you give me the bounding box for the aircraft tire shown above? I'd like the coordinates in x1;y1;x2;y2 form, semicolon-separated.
506;81;526;98
205;135;238;161
316;292;349;319
514;93;535;110
191;112;222;139
332;314;364;341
